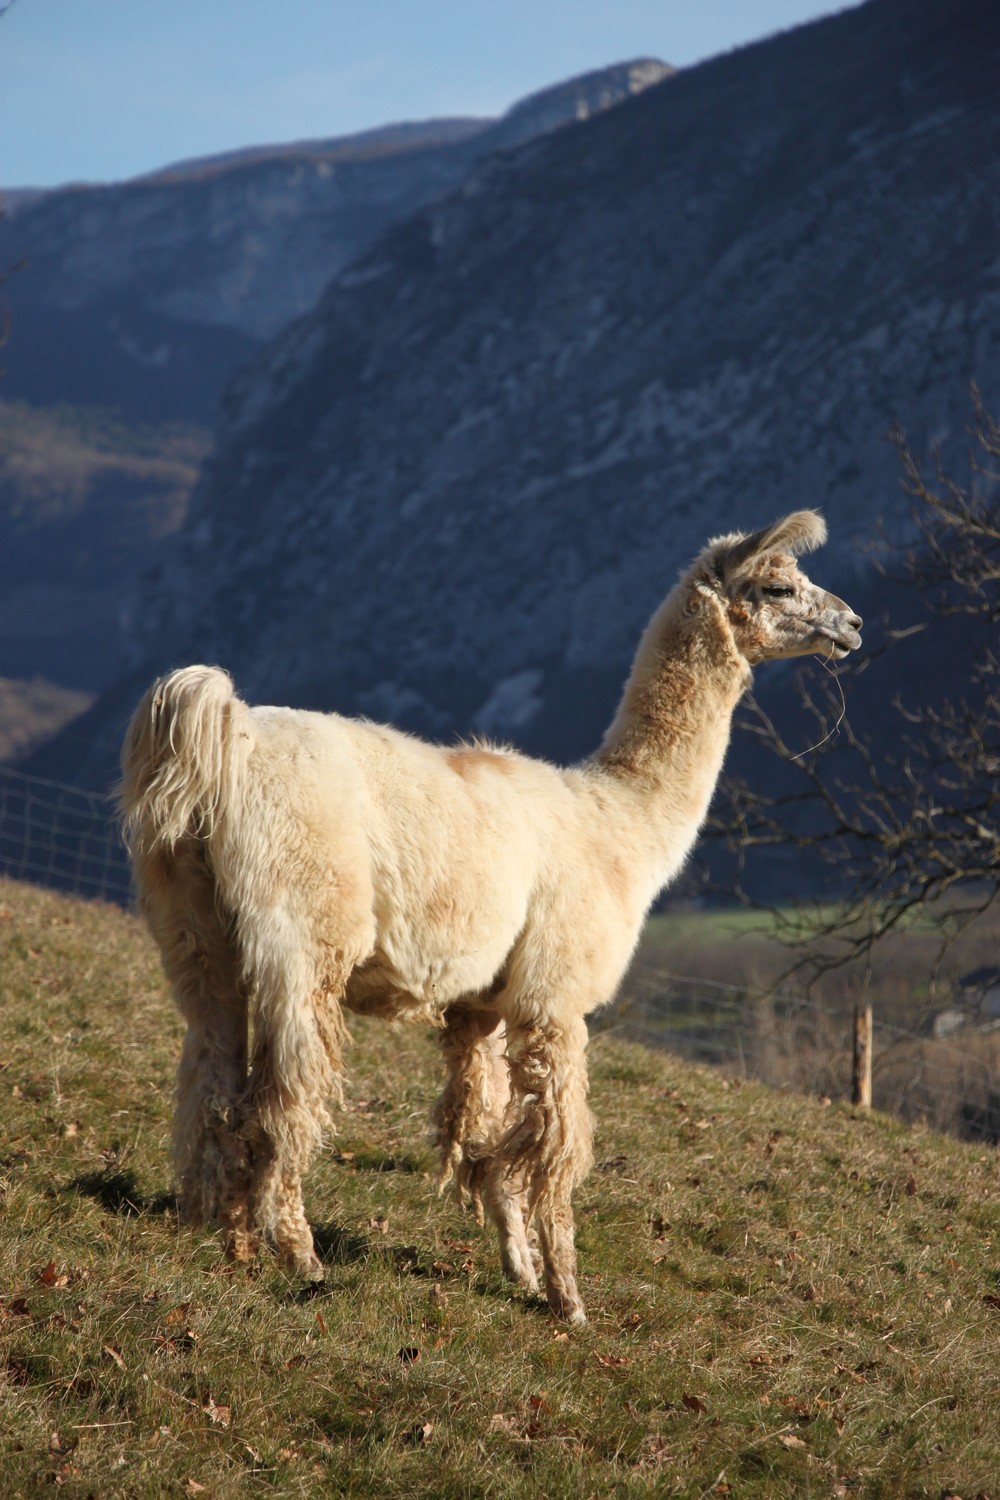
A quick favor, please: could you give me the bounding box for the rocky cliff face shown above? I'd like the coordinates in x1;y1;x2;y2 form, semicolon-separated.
117;0;999;766
0;62;671;421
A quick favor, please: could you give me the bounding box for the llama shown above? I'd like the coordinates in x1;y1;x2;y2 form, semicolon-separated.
120;510;861;1324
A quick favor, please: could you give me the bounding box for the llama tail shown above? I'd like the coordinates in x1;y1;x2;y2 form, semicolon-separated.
119;665;252;855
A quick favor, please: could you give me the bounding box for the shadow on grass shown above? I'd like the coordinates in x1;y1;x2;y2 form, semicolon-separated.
64;1167;176;1218
337;1150;429;1174
312;1222;372;1267
294;1224;498;1303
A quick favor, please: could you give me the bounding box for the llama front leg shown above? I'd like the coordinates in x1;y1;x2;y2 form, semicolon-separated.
481;1157;540;1294
432;1008;539;1293
499;1015;593;1324
433;1007;509;1215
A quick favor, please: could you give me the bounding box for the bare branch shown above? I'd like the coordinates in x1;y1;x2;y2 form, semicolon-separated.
710;386;1000;978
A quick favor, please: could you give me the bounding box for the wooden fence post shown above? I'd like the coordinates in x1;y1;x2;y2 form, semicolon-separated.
853;1004;873;1109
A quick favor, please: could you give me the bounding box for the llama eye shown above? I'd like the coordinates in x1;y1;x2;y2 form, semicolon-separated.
762;586;794;599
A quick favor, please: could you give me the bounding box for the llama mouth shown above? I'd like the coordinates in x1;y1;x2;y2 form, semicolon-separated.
821;631;860;659
831;634;861;658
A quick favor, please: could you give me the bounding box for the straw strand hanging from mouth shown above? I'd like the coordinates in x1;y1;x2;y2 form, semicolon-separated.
789;656;848;762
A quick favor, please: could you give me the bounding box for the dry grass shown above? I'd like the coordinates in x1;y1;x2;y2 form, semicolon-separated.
1;877;998;1498
0;401;208;535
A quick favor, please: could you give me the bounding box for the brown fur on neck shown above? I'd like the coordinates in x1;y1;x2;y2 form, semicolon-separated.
594;577;751;783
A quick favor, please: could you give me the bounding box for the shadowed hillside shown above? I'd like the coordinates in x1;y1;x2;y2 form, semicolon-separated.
0;62;670;423
100;0;998;795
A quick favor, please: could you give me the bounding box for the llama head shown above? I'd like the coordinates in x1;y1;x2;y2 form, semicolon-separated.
706;510;863;665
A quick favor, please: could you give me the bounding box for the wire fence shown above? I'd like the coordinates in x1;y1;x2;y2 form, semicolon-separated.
0;765;131;904
1;764;997;1147
602;962;1000;1147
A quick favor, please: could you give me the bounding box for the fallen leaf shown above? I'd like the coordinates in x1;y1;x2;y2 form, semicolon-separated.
36;1261;70;1289
315;1310;327;1336
398;1346;421;1366
185;1481;206;1495
204;1398;231;1427
595;1352;631;1368
778;1433;807;1450
528;1393;551;1415
682;1393;708;1414
102;1344;126;1370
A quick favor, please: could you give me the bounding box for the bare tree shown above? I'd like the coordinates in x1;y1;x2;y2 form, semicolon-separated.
714;387;1000;980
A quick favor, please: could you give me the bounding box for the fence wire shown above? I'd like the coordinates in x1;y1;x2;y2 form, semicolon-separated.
0;764;996;1146
0;765;131;904
604;963;1000;1146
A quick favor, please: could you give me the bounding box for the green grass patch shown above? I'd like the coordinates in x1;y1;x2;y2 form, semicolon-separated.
1;878;998;1497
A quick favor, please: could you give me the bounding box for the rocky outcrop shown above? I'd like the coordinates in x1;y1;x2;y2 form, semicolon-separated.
119;0;999;767
0;63;671;421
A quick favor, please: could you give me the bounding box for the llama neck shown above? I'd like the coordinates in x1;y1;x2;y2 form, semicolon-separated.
591;581;751;848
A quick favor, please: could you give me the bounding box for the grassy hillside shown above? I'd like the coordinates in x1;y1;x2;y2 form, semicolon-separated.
1;878;997;1498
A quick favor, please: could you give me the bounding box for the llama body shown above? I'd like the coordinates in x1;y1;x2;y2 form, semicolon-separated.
121;512;861;1323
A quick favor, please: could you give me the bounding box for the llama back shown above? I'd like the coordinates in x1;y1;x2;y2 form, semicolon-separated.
120;665;253;854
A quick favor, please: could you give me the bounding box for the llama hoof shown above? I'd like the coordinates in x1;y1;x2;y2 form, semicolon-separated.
546;1290;587;1326
223;1230;258;1265
286;1250;325;1282
553;1304;587;1327
501;1246;540;1294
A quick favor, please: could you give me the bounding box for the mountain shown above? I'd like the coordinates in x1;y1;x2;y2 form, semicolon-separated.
8;0;1000;912
0;58;670;766
109;0;998;775
0;61;672;424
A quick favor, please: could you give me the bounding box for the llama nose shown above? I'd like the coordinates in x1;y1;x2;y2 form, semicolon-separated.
848;613;863;630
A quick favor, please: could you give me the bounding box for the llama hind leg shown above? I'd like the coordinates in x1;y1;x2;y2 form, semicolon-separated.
173;989;255;1262
497;1015;593;1325
244;978;348;1280
135;846;254;1261
432;1009;538;1292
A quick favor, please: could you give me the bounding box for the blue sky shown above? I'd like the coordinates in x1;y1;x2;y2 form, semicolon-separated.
2;0;859;188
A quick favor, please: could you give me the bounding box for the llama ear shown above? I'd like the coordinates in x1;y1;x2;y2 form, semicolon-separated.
719;509;827;579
